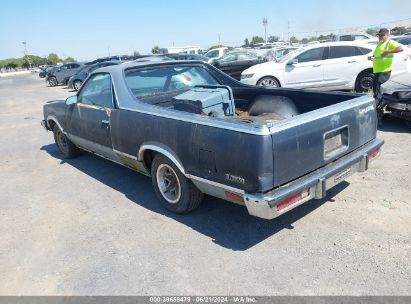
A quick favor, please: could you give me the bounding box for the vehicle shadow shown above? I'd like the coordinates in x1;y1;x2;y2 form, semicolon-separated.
378;115;410;133
41;144;349;251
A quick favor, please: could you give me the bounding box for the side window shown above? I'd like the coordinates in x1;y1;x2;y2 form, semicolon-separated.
295;47;325;63
89;64;103;73
207;50;218;58
71;64;80;69
328;46;357;59
356;47;373;55
77;73;114;108
354;35;368;40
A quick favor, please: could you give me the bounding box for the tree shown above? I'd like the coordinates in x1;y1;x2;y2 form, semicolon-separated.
289;36;299;44
151;46;160;54
64;57;75;63
208;45;225;51
5;62;18;71
300;38;309;44
251;36;265;45
366;28;377;36
392;26;407;35
244;38;250;47
47;53;60;65
268;36;280;43
133;51;140;57
21;60;30;69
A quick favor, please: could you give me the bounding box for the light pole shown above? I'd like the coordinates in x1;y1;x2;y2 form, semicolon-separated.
22;41;32;69
262;18;268;43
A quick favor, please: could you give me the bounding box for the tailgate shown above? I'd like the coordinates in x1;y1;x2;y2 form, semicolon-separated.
270;95;377;187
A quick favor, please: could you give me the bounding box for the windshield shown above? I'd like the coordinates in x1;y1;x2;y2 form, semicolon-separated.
125;65;219;98
278;48;302;63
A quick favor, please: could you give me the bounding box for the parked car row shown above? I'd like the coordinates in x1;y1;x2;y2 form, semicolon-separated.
240;41;411;93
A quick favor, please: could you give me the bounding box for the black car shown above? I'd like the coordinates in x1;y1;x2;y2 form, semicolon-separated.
68;61;120;90
164;53;209;62
212;51;265;80
39;65;57;78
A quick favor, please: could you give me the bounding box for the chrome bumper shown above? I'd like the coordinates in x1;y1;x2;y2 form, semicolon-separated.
243;137;384;220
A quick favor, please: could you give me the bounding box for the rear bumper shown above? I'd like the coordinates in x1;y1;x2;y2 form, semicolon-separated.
244;137;384;219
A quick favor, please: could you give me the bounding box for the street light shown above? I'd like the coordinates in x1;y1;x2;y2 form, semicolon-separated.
21;41;32;69
262;18;268;43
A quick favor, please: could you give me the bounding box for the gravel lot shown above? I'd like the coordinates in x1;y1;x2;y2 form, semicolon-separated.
0;73;410;295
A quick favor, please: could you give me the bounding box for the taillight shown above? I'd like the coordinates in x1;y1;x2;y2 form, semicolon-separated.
368;148;380;161
276;189;310;212
224;191;244;203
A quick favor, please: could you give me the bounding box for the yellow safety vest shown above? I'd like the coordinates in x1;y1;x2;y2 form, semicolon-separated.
373;40;398;73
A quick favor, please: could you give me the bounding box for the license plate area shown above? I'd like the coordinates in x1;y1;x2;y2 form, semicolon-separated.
324;126;349;160
326;164;357;190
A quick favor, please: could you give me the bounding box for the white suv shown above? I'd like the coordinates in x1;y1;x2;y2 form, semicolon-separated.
240;42;408;92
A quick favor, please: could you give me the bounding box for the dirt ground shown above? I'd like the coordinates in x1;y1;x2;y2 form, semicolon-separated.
0;73;410;295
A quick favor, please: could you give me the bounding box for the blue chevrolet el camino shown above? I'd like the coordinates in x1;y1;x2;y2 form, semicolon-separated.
42;60;383;219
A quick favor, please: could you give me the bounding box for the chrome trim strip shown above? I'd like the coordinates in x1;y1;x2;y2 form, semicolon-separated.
121;106;272;135
113;149;138;160
138;144;187;175
77;103;106;111
187;175;245;194
267;95;375;134
46;115;66;134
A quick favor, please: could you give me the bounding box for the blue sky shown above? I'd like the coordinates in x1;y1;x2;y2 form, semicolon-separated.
1;0;410;61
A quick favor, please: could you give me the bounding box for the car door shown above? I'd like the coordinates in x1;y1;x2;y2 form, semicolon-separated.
233;53;262;80
322;45;372;88
56;64;69;82
66;73;116;159
283;47;326;88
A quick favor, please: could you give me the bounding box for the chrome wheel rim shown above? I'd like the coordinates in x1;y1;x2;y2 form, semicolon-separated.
156;164;181;204
74;81;82;90
258;78;278;87
56;129;69;154
49;78;57;86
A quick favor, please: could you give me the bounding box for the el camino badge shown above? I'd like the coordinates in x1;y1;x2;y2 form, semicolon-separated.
225;174;245;184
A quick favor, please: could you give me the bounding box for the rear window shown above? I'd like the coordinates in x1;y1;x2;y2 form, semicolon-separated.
125;66;219;98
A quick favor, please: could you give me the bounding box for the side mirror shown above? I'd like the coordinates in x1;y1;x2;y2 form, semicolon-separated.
66;95;77;105
287;59;299;65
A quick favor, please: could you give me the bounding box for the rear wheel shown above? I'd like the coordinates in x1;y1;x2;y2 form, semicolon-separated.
53;125;80;158
151;154;203;214
355;71;374;93
257;76;280;88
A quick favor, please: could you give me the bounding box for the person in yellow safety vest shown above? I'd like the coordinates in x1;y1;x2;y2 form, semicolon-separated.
368;28;403;104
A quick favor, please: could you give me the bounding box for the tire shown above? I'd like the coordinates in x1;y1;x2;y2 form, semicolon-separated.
52;125;80;159
48;76;58;87
256;76;280;88
355;71;374;93
73;80;83;91
151;154;203;214
248;95;299;118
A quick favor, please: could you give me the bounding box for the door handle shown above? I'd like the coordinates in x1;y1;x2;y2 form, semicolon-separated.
313;64;321;67
348;60;357;63
101;120;110;128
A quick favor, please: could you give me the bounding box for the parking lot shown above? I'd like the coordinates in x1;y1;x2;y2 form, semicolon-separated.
0;73;410;295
